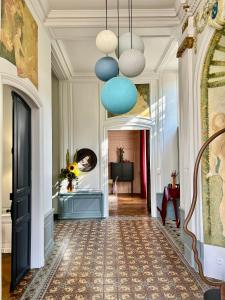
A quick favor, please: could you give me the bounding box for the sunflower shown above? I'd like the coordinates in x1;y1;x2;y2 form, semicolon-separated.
68;163;79;177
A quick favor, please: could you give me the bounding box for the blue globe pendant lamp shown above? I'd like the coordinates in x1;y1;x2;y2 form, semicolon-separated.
101;76;137;114
95;56;119;82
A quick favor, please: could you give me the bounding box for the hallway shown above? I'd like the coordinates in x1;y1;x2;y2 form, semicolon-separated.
109;194;149;216
9;218;207;300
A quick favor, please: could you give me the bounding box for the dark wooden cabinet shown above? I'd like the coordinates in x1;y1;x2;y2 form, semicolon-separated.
110;162;134;194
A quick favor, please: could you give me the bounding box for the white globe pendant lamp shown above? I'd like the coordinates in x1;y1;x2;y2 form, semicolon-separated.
117;32;145;57
96;30;118;54
119;48;145;77
95;0;118;54
118;0;146;77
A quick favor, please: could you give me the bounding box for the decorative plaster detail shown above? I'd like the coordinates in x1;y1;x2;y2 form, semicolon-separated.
177;37;195;58
194;0;225;52
0;73;42;108
44;9;180;28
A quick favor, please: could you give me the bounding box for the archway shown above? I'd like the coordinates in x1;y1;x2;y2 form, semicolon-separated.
200;29;225;248
0;74;44;270
100;117;156;218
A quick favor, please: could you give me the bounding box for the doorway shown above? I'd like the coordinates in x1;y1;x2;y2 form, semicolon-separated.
2;90;32;297
108;130;150;216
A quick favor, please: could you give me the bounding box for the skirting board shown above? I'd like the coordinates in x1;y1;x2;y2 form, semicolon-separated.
2;213;12;253
44;209;54;259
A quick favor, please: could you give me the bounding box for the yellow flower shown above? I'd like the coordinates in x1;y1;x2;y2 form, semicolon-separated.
68;163;79;177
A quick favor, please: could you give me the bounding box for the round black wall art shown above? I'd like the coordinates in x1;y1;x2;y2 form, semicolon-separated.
77;148;97;172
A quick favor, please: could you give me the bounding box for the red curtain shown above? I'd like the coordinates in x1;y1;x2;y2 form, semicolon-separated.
140;130;147;199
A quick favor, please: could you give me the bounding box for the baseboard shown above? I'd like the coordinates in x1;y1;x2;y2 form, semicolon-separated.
44;209;54;259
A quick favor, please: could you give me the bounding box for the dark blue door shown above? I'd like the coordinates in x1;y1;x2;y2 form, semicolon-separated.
11;91;31;291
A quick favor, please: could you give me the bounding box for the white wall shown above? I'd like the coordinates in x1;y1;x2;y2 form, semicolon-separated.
52;73;60;213
0;0;52;269
159;72;179;189
178;6;225;280
2;85;12;212
59;79;100;190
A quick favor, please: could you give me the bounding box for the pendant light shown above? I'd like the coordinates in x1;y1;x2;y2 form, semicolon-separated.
95;56;119;82
101;76;137;114
100;0;138;115
119;0;146;77
95;0;119;81
117;0;145;56
96;0;118;54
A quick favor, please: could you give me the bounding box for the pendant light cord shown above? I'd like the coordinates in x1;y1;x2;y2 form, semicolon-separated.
128;0;131;32
117;0;120;57
106;0;108;30
131;0;133;48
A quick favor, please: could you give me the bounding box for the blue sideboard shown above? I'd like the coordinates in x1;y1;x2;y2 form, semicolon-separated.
58;190;104;219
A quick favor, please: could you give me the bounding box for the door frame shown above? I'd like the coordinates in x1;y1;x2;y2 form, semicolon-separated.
100;117;157;218
107;128;151;213
0;74;45;270
11;91;32;290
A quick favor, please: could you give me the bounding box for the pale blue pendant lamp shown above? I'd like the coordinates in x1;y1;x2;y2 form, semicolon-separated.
95;0;119;82
95;0;141;115
101;76;137;114
95;57;119;82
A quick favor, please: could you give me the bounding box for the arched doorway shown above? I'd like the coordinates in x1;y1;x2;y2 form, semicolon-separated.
1;75;44;294
200;29;225;248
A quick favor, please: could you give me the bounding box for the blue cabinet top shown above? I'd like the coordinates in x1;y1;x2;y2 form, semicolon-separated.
59;189;103;196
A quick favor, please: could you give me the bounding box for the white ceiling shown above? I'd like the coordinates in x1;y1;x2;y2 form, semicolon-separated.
63;36;176;75
48;0;176;10
39;0;179;77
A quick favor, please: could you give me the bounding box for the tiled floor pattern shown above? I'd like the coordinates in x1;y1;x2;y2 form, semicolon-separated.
160;219;185;254
13;216;208;300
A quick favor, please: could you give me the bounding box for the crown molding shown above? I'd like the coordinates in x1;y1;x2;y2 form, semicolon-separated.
28;0;50;22
49;27;175;40
47;8;177;19
45;9;180;28
155;38;178;72
51;40;73;80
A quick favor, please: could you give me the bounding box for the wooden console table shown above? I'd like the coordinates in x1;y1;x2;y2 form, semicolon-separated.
157;186;180;228
110;162;134;195
58;190;104;219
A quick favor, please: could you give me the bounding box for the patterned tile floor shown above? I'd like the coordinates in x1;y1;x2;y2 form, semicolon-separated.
161;219;185;254
11;216;208;300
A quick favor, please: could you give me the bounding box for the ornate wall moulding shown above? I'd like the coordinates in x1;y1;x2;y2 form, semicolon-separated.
194;0;225;52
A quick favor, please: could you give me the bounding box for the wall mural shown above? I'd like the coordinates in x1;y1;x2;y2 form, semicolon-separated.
0;0;38;88
201;29;225;247
108;84;150;118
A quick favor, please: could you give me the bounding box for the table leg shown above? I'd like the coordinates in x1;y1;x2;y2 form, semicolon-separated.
161;195;168;226
172;198;180;228
131;181;133;197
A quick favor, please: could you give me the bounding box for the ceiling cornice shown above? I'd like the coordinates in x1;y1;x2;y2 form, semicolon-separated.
28;0;50;22
51;40;74;80
155;38;178;72
44;8;180;28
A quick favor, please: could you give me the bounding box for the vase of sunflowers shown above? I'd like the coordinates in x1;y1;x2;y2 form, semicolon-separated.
60;149;79;192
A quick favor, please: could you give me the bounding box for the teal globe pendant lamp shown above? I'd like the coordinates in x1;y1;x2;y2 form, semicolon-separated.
101;76;137;114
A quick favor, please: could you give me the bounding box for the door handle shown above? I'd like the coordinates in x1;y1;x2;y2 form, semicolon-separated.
6;209;11;213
